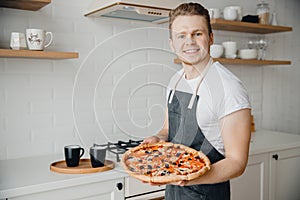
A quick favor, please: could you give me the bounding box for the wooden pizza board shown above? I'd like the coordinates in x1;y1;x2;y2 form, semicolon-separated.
50;159;114;174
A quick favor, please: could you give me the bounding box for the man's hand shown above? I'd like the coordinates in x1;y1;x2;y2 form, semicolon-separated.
141;136;162;145
170;180;188;187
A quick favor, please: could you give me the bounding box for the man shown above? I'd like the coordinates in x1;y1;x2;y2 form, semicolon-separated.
142;2;252;200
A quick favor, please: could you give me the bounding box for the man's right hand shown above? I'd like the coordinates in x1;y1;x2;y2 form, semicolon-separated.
141;136;163;145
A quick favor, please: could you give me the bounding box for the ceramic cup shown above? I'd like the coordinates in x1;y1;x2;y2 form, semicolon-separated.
26;28;53;50
64;145;84;167
223;6;238;21
90;146;106;168
10;32;27;50
210;44;224;58
222;41;237;59
208;8;221;19
228;6;242;20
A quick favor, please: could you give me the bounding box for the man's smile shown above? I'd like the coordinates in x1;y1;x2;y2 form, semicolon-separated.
183;48;200;54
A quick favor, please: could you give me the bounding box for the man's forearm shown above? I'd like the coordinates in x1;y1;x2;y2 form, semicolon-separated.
186;156;247;185
156;128;168;142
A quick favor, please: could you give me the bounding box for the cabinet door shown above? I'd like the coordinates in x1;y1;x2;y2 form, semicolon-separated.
9;178;124;200
231;153;269;200
269;147;300;200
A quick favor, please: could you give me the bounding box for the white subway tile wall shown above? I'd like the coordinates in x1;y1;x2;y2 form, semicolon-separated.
0;0;299;160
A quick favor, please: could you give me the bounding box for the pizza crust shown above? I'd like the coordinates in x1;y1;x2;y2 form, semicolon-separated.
121;142;211;184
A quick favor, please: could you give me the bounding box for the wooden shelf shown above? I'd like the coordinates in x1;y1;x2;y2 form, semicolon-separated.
174;58;291;66
0;0;51;11
0;49;79;59
213;58;291;65
211;19;292;34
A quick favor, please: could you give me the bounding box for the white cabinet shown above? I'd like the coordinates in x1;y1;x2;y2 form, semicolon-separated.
231;153;269;200
9;178;124;200
232;147;300;200
269;147;300;200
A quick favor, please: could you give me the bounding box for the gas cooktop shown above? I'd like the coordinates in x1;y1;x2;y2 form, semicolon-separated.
93;139;143;162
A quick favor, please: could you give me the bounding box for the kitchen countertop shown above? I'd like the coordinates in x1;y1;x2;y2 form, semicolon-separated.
0;154;127;199
249;129;300;155
1;129;300;199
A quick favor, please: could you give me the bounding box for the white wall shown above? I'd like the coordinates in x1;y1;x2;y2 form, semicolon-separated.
0;0;299;160
261;0;300;133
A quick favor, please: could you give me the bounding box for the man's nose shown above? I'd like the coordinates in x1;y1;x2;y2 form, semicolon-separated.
185;34;196;44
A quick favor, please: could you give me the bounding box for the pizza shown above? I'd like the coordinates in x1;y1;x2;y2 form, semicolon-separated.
121;142;210;184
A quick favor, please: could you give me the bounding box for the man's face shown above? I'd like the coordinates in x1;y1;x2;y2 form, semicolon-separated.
169;15;213;65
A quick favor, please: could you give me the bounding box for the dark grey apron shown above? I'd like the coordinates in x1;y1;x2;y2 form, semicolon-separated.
165;89;230;200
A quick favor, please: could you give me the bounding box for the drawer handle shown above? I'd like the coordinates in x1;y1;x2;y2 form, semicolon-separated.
116;182;123;190
272;154;279;160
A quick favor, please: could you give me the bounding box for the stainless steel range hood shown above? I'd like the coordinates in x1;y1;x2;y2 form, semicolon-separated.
84;0;181;24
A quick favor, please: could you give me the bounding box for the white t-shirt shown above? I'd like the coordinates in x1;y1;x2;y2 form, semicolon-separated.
167;61;251;155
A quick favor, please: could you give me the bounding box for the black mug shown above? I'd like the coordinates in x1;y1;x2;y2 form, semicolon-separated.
90;146;106;168
64;145;84;167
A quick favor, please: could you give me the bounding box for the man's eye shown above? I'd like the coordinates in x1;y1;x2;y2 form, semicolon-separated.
177;35;185;39
194;32;202;37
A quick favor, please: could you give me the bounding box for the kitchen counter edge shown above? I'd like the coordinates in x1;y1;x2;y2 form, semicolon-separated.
1;129;300;199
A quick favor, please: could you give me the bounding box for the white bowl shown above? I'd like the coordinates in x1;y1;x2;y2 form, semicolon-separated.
238;49;258;59
210;44;224;58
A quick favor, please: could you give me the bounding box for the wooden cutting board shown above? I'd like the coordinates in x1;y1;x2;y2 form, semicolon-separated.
50;159;114;174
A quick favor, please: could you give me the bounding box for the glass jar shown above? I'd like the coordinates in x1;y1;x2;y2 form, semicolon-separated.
257;1;270;24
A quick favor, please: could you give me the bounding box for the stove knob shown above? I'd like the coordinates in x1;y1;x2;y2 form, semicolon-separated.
116;182;123;191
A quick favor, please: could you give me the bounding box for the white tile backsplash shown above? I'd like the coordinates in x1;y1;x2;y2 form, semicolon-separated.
0;0;300;160
4;59;53;73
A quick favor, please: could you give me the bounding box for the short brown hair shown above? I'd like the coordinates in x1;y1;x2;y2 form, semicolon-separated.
169;3;212;37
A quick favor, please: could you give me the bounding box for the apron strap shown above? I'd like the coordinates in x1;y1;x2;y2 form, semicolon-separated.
168;71;185;104
168;58;213;109
187;58;213;109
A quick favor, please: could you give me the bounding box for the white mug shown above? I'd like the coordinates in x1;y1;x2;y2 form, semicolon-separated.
208;8;221;19
228;6;242;20
223;7;238;21
10;32;27;50
26;29;53;50
222;41;237;59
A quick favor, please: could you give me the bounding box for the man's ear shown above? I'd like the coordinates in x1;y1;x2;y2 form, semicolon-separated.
169;38;175;52
209;32;214;45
